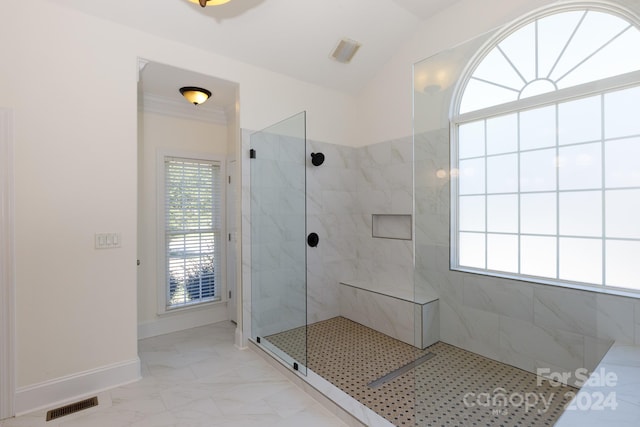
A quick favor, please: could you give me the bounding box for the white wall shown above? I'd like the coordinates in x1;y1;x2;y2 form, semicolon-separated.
2;0;141;394
0;0;357;413
355;0;556;146
137;111;228;338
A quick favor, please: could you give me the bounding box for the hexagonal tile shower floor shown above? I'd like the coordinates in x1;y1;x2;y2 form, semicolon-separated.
265;316;576;427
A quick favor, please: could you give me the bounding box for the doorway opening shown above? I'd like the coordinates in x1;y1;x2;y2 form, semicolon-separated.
136;60;241;340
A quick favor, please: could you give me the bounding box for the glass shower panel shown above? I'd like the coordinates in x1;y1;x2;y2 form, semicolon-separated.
413;34;492;315
413;34;493;426
250;111;307;374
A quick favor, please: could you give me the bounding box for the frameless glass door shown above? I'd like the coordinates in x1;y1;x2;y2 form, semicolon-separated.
250;112;307;374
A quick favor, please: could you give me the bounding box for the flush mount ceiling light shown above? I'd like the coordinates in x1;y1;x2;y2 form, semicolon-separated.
179;86;212;105
330;38;361;64
188;0;232;7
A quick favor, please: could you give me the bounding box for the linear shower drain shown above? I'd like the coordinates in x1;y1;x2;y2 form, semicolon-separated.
368;352;436;388
46;396;98;421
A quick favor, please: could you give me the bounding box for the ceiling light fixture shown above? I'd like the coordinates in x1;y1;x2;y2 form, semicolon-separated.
188;0;232;7
179;87;212;105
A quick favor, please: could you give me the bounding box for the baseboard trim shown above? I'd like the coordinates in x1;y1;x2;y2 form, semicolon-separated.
14;357;140;416
138;303;228;340
234;327;246;350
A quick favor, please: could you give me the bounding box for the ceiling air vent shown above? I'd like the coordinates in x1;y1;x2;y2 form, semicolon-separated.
330;38;361;64
46;396;98;421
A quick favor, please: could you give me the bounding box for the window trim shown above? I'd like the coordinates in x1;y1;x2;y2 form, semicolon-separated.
156;149;226;315
450;1;640;118
450;2;640;297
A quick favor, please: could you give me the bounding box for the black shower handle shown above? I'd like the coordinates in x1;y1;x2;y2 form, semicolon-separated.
307;232;319;248
310;152;325;166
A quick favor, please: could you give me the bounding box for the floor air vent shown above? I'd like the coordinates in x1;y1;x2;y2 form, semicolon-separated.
46;396;98;421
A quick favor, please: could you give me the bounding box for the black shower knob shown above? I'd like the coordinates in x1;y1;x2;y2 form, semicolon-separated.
311;152;325;166
307;232;319;247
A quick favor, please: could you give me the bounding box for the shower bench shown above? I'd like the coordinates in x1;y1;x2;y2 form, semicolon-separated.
338;280;439;349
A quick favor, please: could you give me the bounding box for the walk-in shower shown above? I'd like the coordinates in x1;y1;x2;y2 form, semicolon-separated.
246;5;627;422
247;92;576;424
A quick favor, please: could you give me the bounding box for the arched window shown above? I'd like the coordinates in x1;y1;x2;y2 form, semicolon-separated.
452;3;640;293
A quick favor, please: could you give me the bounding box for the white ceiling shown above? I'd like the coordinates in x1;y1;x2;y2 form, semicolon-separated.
48;0;460;95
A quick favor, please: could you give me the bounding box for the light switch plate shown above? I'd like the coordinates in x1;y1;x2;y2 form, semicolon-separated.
95;233;122;249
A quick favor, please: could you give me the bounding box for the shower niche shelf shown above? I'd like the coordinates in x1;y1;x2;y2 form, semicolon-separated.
372;214;412;240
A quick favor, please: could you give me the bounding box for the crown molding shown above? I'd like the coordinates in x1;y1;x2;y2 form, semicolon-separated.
141;93;227;125
223;104;237;121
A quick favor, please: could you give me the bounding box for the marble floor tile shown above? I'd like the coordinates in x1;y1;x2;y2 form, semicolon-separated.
1;322;346;427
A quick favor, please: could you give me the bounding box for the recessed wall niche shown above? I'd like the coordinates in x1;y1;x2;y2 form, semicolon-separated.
372;214;412;240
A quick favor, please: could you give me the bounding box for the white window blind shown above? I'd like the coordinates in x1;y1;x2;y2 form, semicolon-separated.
164;157;222;308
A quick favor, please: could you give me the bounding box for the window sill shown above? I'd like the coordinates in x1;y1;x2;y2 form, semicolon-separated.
157;297;224;317
452;267;640;300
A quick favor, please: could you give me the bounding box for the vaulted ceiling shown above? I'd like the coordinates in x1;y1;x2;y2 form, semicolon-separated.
47;0;460;94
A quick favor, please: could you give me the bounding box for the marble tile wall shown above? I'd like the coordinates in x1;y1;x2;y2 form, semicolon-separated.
353;137;415;296
338;284;416;346
243;129;307;339
414;128;640;386
307;137;421;323
306;140;359;323
337;283;439;349
245;133;421;331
